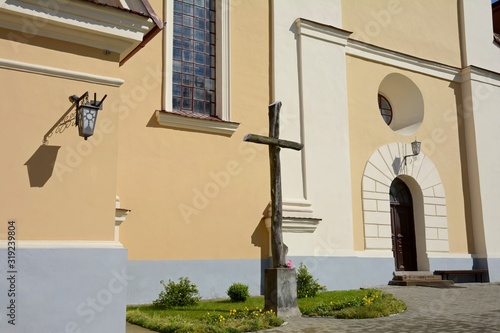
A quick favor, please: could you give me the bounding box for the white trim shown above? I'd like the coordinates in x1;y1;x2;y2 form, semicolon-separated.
282;198;314;214
295;18;351;46
282;217;320;233
461;66;500;87
0;240;124;249
0;58;124;87
218;0;231;121
294;18;462;82
347;39;461;82
156;110;239;136
0;0;156;59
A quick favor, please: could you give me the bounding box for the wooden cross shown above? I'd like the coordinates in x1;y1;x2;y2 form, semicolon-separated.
244;102;304;268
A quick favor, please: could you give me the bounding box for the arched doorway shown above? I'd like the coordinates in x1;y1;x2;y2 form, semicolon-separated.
390;178;418;271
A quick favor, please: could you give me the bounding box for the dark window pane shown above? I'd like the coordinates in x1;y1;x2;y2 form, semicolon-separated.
182;27;193;39
194;76;205;88
194;0;204;6
183;15;193;27
173;48;182;60
194;52;205;64
183;3;193;15
173;85;181;96
173;97;181;110
173;72;182;84
182;50;193;62
194;29;205;41
182;98;192;110
182;62;193;74
194;6;205;18
173;60;182;72
173;24;182;36
194;100;205;112
182;74;194;86
182;87;192;98
194;18;205;30
194;64;205;76
174;0;182;13
194;89;205;100
174;13;183;24
173;36;182;48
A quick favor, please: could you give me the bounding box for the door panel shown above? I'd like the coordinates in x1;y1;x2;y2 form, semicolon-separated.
391;204;418;271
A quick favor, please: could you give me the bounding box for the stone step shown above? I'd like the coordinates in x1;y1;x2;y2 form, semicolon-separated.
392;274;443;281
388;279;455;286
389;271;454;286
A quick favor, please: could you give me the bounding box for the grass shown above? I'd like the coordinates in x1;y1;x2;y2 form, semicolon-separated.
126;288;406;333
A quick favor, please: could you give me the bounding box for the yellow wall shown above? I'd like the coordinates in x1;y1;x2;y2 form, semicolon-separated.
342;0;462;67
0;36;121;240
346;55;469;253
118;0;271;260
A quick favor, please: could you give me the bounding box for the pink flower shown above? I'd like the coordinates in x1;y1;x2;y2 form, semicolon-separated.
286;260;293;268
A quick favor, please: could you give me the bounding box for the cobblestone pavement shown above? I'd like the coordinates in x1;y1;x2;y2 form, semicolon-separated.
127;283;500;333
260;284;500;333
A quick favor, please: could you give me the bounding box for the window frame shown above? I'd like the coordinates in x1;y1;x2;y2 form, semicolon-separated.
378;93;393;126
159;0;238;135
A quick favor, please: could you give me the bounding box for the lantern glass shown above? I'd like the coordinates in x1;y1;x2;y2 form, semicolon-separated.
411;140;421;156
78;104;99;139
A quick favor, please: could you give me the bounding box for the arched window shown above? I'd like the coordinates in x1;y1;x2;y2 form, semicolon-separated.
378;94;392;125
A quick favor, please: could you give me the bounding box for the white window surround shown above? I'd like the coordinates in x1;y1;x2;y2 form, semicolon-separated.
159;0;238;136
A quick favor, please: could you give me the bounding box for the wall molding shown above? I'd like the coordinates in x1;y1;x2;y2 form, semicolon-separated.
0;240;124;249
0;58;124;86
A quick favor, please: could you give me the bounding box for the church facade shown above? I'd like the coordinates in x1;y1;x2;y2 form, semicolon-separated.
1;0;500;332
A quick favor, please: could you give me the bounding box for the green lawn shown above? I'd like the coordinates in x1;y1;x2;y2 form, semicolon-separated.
126;288;406;333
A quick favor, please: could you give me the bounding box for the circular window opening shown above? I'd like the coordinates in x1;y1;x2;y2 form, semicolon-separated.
378;94;392;125
378;73;424;135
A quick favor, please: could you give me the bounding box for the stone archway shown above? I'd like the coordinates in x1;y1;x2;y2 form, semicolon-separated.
362;143;449;270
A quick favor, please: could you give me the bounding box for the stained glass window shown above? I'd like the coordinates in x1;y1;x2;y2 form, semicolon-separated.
173;0;216;115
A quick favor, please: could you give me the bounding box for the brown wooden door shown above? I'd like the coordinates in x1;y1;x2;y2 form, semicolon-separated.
391;204;417;271
390;178;418;271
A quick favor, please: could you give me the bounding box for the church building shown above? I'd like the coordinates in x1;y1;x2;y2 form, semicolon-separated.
1;0;499;332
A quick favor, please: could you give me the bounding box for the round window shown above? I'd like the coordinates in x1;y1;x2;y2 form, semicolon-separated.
378;73;424;135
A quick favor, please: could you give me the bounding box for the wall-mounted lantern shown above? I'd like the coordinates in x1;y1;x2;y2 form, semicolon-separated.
402;139;421;166
70;92;107;140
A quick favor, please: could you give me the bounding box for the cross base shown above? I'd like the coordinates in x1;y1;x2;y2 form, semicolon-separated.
264;268;302;318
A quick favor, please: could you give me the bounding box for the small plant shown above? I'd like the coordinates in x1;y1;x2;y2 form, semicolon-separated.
296;262;326;299
153;277;200;308
227;283;250;302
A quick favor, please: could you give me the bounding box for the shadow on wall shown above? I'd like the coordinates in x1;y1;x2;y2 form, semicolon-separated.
25;145;61;187
252;214;271;295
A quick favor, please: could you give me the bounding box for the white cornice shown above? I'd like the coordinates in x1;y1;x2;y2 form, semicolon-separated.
295;18;462;82
347;39;462;82
0;240;124;249
295;18;352;46
0;58;124;86
156;110;239;136
0;0;157;60
461;66;500;87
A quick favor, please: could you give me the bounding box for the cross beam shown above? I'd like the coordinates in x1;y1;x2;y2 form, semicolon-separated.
243;101;303;268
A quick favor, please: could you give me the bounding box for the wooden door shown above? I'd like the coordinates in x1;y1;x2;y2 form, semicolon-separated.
391;204;417;271
390;178;418;271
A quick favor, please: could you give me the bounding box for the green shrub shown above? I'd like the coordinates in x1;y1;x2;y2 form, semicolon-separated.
227;283;250;302
153;277;201;308
296;263;325;299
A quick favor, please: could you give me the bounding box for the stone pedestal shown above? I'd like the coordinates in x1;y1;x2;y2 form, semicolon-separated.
264;268;302;318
